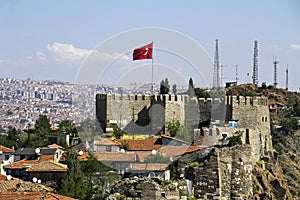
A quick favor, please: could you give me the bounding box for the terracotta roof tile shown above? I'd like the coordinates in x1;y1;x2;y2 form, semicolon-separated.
0;191;76;200
0;145;15;153
158;146;203;159
130;163;169;171
0;178;53;193
38;154;54;162
95;138;121;146
47;144;63;149
77;151;90;161
133;151;152;162
94;152;137;162
0;174;7;181
5;159;39;169
26;161;67;172
116;138;162;151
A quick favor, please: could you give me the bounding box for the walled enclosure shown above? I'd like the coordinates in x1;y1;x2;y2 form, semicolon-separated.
96;94;272;162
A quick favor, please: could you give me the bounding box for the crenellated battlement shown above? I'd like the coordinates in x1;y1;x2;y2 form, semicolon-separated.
96;94;269;109
225;96;268;106
193;128;221;146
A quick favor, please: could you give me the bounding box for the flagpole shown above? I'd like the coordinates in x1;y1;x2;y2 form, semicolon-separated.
151;41;154;95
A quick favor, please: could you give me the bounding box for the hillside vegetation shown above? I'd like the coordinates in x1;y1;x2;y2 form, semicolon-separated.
227;84;300;199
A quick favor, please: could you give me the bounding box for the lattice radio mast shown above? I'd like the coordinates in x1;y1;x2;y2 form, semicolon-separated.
286;64;288;90
252;40;258;85
213;39;220;88
273;57;279;88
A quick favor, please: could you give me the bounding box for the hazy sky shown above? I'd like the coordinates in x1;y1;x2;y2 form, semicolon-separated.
0;0;299;90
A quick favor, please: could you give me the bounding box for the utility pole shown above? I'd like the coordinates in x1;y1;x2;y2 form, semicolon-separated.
252;40;258;85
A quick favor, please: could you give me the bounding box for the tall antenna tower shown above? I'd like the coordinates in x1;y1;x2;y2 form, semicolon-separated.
286;65;288;90
273;57;279;88
252;40;258;85
213;39;220;88
235;65;238;84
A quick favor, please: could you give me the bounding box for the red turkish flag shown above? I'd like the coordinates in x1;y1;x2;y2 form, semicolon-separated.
133;42;153;60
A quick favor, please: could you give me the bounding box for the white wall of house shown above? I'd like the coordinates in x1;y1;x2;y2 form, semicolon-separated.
96;145;120;152
0;152;14;175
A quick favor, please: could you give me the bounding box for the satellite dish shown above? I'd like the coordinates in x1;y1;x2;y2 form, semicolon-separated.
78;150;83;156
151;150;157;155
37;179;41;184
35;148;41;154
7;175;12;180
32;177;37;183
148;172;156;178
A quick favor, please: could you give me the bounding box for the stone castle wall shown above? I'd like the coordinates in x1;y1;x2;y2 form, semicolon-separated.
96;94;272;161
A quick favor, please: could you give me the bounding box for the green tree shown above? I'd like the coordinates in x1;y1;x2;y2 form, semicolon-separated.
58;151;120;200
280;118;299;134
194;87;210;98
110;124;124;139
160;78;170;94
172;84;177;95
227;130;243;147
59;120;77;135
58;151;86;199
35;115;51;133
167;120;180;137
187;78;194;96
176;124;193;143
144;153;170;164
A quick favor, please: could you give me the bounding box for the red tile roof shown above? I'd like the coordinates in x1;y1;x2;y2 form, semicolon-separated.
38;154;54;162
94;152;137;162
0;178;53;193
5;159;39;169
77;151;90;161
26;161;67;172
116;138;162;151
133;151;152;162
0;191;76;200
0;174;7;181
95;138;121;146
158;146;203;159
0;145;14;153
47;144;63;149
130;163;169;171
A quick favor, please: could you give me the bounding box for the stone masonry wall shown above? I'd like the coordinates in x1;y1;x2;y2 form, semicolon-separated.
218;145;253;199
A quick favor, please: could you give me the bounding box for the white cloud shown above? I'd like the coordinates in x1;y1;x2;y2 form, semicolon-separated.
273;45;281;51
290;44;300;50
47;42;93;61
47;42;129;62
36;51;47;62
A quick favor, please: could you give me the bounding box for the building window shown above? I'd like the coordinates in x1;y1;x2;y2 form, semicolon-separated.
106;146;112;152
5;155;9;160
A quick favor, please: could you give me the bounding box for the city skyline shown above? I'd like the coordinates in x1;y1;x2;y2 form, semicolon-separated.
0;0;299;90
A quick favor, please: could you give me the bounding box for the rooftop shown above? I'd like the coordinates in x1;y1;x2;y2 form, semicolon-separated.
94;152;137;162
26;160;67;172
0;145;15;153
130;163;169;172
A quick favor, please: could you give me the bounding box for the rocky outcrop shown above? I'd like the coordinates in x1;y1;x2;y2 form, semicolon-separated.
108;177;179;200
252;151;293;200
